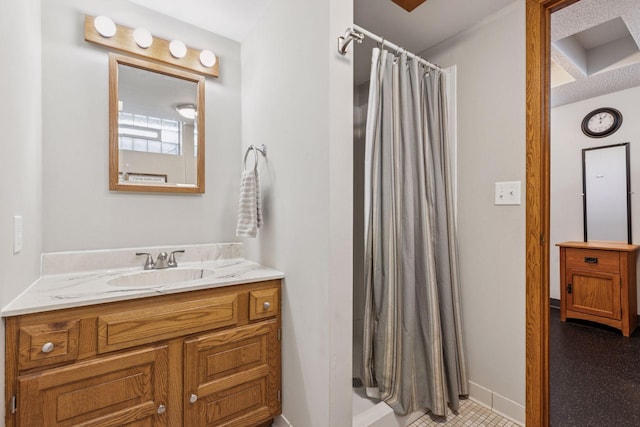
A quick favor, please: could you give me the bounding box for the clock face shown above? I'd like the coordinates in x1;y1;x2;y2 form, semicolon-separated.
581;108;622;138
587;112;615;133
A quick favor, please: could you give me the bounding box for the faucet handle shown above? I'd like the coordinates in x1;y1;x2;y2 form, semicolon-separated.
168;250;185;268
135;252;155;270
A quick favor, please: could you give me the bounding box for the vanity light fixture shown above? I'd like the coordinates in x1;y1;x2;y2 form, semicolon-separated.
133;28;153;49
199;50;217;68
169;40;187;59
85;15;219;78
94;16;116;38
176;104;197;120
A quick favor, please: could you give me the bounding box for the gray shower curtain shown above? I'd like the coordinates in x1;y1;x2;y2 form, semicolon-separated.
362;48;468;417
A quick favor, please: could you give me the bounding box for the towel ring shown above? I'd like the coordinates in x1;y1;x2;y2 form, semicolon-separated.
243;144;267;171
244;147;259;171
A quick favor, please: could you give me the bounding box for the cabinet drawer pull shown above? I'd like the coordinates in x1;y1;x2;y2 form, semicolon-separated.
157;404;166;414
189;394;198;404
584;257;598;264
41;342;55;353
263;301;271;310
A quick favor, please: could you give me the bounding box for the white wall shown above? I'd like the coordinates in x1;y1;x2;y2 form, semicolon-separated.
41;0;242;252
422;2;526;422
550;86;640;308
241;0;353;425
0;0;43;420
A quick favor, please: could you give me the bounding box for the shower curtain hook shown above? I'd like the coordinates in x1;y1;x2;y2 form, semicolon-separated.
377;38;385;51
393;47;403;64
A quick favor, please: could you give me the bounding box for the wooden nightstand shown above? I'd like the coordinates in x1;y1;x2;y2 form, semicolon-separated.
557;241;639;337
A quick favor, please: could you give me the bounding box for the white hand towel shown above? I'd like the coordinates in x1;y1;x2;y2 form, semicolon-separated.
236;169;263;238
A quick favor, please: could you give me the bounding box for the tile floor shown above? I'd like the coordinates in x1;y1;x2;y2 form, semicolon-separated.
408;399;521;427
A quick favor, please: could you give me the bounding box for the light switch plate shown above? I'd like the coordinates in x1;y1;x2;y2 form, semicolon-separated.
495;181;521;206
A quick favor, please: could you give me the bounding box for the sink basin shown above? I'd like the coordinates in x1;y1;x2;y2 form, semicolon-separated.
107;268;215;288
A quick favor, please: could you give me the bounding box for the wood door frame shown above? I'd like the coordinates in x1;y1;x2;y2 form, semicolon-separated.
525;0;580;426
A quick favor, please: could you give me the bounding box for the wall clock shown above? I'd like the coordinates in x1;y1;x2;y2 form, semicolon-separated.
581;107;622;138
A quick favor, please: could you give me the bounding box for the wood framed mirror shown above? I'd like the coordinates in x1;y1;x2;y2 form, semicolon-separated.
109;53;205;193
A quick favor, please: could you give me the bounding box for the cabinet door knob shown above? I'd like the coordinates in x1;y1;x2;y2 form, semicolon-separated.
263;301;271;310
189;394;198;404
41;342;54;353
157;404;166;414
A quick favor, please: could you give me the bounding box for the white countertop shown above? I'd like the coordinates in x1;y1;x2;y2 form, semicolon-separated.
3;244;283;317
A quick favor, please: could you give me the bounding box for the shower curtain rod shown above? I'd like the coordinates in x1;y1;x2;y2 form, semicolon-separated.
338;24;443;72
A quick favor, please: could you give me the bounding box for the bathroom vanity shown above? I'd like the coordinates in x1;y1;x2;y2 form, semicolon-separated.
557;241;639;336
3;244;282;427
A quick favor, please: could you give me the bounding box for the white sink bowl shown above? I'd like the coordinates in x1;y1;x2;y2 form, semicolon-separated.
107;268;215;288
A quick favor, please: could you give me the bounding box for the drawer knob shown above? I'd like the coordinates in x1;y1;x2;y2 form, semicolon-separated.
189;394;198;404
263;301;271;310
41;342;55;353
157;404;166;414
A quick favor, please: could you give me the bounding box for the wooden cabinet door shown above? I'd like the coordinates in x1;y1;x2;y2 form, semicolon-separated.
184;320;280;427
18;345;168;427
565;268;621;320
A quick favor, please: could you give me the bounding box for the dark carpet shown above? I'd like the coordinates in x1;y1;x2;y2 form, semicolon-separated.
550;307;640;426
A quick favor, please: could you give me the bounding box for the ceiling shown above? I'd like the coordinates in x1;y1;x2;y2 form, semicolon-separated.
127;0;640;107
353;0;515;84
127;0;271;42
551;0;640;107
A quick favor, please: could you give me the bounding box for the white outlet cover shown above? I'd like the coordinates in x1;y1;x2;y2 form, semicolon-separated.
495;181;521;206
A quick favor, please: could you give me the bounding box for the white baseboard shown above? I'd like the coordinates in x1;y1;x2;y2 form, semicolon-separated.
492;392;525;426
468;381;492;408
272;414;293;427
468;381;525;426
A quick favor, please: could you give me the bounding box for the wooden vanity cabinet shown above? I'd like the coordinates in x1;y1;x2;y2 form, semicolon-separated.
5;280;281;427
18;345;168;427
184;321;279;426
557;241;639;336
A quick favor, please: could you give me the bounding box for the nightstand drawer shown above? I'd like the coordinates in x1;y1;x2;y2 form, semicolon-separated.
565;248;619;273
18;320;80;370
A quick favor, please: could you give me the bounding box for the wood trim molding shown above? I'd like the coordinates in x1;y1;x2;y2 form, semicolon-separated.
525;1;580;426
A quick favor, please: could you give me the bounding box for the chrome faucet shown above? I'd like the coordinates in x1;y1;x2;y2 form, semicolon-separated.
154;252;169;269
136;250;185;270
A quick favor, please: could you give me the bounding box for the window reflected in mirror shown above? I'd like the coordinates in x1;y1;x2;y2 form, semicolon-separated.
109;53;205;193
